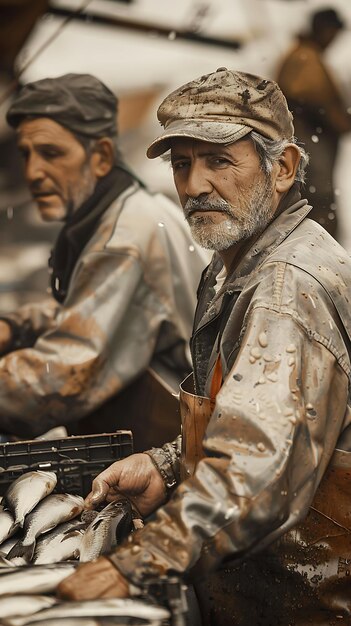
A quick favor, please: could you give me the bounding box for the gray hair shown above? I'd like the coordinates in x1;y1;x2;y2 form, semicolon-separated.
74;132;123;167
250;131;309;184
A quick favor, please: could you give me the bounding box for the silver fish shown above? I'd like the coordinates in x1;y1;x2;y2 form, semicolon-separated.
0;554;15;568
0;594;56;618
3;618;107;626
8;494;84;563
33;520;86;565
0;563;76;596
6;598;170;623
0;536;19;557
0;506;17;545
4;471;57;528
79;499;133;562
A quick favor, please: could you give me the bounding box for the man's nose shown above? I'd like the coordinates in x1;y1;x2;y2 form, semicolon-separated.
185;163;213;198
25;154;45;184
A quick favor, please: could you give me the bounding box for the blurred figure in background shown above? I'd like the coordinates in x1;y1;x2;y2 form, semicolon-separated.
276;7;351;240
0;73;207;446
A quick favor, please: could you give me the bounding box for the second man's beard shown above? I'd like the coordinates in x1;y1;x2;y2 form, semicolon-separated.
184;174;275;251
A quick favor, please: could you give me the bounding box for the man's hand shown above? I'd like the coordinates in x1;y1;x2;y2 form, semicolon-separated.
0;320;12;355
57;557;130;601
84;452;167;517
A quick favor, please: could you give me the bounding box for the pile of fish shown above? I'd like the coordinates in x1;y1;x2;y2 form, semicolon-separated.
0;470;139;566
0;564;170;625
0;471;170;625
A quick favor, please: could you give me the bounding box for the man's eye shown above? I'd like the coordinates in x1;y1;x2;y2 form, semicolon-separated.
41;148;63;159
171;160;189;172
19;150;29;161
211;157;230;166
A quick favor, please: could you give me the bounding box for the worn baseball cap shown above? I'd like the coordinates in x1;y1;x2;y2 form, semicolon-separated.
7;73;118;137
147;68;294;158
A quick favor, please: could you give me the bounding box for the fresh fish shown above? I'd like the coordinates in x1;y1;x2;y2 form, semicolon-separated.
8;494;84;563
0;536;19;557
5;598;170;623
3;618;106;626
0;555;15;568
33;520;87;565
8;556;28;567
0;563;76;596
0;507;17;545
0;594;56;619
79;499;133;562
4;471;57;528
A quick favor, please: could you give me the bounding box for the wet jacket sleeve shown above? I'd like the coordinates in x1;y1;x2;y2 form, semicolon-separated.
0;299;60;352
0;247;166;438
145;436;182;496
108;294;350;585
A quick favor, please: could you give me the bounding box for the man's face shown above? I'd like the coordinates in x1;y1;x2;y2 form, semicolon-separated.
170;137;279;251
17;118;97;221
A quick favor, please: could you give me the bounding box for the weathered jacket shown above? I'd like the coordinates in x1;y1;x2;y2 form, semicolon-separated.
110;197;351;593
0;182;207;437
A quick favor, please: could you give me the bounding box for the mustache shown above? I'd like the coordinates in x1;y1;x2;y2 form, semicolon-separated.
184;197;233;219
29;181;59;196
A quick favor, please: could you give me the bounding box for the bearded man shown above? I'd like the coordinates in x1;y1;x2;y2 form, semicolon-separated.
58;70;351;625
0;73;207;444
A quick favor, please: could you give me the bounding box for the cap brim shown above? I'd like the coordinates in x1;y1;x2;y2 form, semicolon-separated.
147;119;252;158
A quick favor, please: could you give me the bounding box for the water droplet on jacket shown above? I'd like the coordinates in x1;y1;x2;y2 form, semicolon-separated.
158;222;165;228
250;347;261;359
311;135;319;143
257;442;266;452
286;344;296;353
266;372;278;382
189;245;195;252
258;332;268;348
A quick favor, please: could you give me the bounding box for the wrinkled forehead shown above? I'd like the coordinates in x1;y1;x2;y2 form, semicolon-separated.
17;117;80;147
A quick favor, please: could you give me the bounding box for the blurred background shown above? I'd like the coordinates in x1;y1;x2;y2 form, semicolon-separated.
1;0;351;311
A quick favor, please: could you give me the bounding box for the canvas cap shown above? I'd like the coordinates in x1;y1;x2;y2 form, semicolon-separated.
147;68;294;158
7;73;118;138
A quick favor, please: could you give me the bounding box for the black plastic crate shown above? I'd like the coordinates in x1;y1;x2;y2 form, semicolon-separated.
0;430;133;497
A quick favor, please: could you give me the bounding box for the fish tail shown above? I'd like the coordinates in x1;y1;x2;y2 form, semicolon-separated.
7;539;36;562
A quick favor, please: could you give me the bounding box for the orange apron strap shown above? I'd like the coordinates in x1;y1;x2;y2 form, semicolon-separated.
210;354;223;410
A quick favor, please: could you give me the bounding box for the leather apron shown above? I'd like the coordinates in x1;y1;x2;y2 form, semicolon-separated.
179;372;351;626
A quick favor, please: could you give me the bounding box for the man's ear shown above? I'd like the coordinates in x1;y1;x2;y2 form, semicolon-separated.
275;144;301;193
90;138;115;178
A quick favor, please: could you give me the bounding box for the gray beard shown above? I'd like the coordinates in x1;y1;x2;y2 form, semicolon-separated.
184;177;274;251
66;162;97;218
